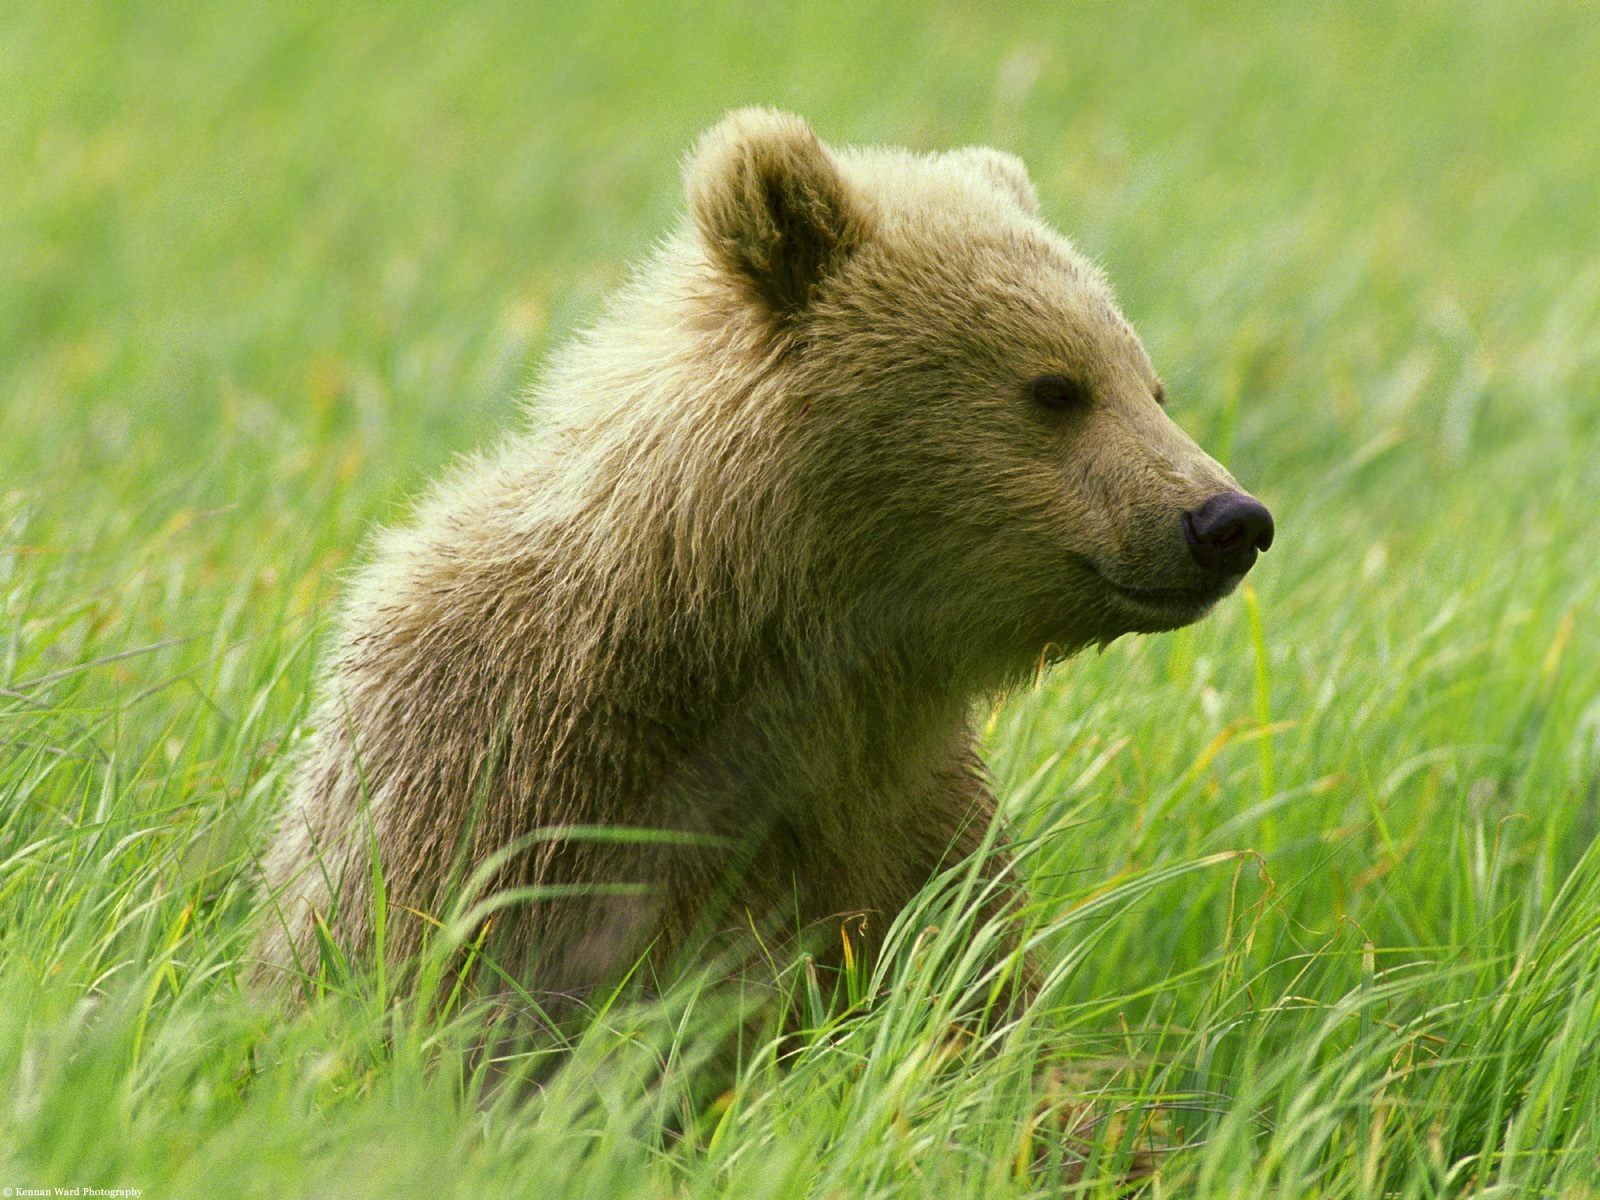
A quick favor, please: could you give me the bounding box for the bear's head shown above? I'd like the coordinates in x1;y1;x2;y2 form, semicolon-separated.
684;109;1273;676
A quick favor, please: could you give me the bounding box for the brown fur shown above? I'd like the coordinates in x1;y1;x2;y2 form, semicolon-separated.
256;110;1262;1015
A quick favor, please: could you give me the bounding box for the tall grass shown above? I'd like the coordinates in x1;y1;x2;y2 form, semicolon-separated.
4;1;1599;1195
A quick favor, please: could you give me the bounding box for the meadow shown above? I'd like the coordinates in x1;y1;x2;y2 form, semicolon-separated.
3;2;1599;1195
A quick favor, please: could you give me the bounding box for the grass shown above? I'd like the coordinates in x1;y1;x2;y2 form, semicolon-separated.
4;0;1600;1195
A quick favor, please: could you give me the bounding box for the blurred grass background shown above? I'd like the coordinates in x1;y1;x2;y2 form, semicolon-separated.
3;1;1599;1195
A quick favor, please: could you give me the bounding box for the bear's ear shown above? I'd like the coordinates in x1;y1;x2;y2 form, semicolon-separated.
686;108;865;316
948;147;1039;215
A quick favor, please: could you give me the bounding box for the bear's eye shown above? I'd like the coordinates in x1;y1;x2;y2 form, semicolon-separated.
1025;373;1090;411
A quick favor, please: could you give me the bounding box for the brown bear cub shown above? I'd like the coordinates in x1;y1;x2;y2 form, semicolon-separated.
257;109;1273;1018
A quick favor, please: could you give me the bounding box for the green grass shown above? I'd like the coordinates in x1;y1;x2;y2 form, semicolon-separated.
5;1;1600;1195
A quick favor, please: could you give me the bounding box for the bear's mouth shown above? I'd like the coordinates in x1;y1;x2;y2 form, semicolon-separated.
1086;565;1240;628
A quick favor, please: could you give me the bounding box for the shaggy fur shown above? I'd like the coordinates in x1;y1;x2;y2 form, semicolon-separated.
256;109;1264;1013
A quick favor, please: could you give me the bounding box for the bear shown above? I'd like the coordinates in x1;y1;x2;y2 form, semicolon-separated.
255;109;1274;1022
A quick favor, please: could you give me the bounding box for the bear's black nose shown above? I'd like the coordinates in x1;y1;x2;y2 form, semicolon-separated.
1184;492;1275;576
